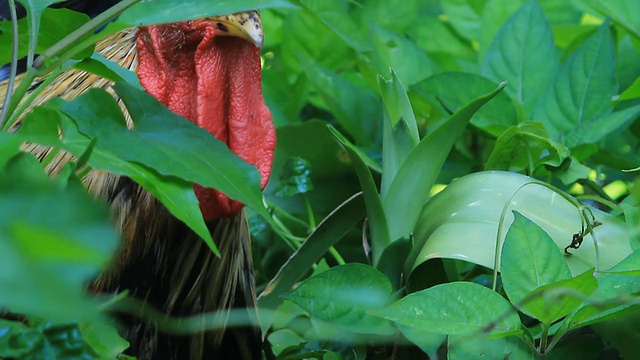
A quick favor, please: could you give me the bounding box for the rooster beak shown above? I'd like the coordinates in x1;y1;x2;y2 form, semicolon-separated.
208;11;264;48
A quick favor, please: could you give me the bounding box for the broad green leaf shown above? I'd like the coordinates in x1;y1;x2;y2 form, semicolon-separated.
618;76;640;102
533;21;618;146
62;83;266;215
19;106;219;255
278;10;353;75
478;0;525;59
376;237;412;290
570;250;640;327
35;322;99;359
378;70;419;198
14;0;68;65
265;120;366;215
588;0;640;40
0;153;116;322
372;282;521;337
80;319;129;359
0;7;89;64
115;0;296;28
411;72;519;135
564;103;640;147
448;334;535;360
295;0;368;53
539;0;582;24
591;309;640;360
258;193;365;332
383;83;506;242
0;319;42;358
521;269;598;324
352;0;422;35
481;0;558;113
396;325;445;357
366;26;435;87
268;329;305;356
622;204;640;251
485;121;570;172
549;156;592;185
300;56;381;147
408;171;632;277
275;157;313;197
282;263;395;336
65;0;296;68
501;212;572;312
440;0;483;42
329;126;389;266
0;132;22;169
73;52;142;89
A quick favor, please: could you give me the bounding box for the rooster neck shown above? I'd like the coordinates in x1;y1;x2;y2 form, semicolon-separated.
90;175;260;359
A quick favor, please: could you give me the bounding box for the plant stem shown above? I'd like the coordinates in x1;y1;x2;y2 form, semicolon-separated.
0;0;20;131
539;323;549;355
302;193;316;231
328;246;345;265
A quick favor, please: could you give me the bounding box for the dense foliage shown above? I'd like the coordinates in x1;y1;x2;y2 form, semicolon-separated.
1;0;640;358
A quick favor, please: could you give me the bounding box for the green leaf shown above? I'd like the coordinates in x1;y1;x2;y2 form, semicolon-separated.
378;70;420;198
0;319;43;359
14;0;69;65
372;282;521;337
533;21;618;146
411;72;520;135
448;334;535;359
0;7;89;64
383;83;506;241
56;82;271;230
72;52;142;89
300;56;381;146
408;171;632;277
295;0;368;53
485;121;570;172
618;76;640;102
588;0;640;40
366;26;435;87
501;211;572;311
19;105;220;255
481;0;558;113
396;325;445;357
622;204;640;251
478;0;525;59
376;237;412;290
329;125;390;265
0;132;23;169
114;0;296;28
268;329;305;356
550;157;592;185
440;0;483;42
521;269;598;324
570;250;640;327
80;319;129;359
564;103;640;147
282;263;395;336
275;157;314;197
258;193;366;332
0;153;116;322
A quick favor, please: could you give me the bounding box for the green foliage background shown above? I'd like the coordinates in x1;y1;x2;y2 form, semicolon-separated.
1;0;640;359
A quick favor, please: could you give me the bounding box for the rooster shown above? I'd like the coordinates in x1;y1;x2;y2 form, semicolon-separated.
0;1;275;359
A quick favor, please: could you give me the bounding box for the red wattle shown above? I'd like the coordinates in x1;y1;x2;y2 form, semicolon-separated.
135;23;275;221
